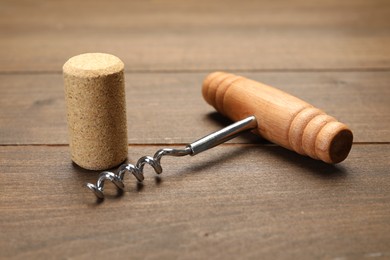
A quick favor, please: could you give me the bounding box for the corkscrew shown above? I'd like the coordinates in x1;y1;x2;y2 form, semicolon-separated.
86;72;353;200
86;116;258;199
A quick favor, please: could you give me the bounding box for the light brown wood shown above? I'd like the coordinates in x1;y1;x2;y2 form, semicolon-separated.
203;72;353;163
63;53;128;170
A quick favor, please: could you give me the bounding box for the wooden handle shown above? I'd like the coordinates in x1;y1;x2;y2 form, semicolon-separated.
202;72;353;164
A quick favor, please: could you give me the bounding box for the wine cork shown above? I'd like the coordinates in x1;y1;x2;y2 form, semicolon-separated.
63;53;128;170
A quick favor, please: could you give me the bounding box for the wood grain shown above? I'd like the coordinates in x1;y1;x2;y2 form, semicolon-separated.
0;0;389;72
202;72;353;163
0;72;389;145
1;0;389;258
0;144;389;259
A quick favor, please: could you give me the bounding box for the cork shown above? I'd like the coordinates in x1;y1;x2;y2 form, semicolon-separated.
63;53;128;170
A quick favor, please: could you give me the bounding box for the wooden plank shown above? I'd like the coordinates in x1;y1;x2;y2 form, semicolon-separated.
0;72;389;144
0;144;389;259
1;1;388;260
0;0;389;72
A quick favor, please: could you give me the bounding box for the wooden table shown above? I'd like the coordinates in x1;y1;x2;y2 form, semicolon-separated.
1;0;389;259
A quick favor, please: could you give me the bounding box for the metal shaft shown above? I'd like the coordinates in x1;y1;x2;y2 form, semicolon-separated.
187;116;258;155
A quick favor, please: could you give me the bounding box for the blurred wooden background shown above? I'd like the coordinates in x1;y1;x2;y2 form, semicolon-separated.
0;0;389;259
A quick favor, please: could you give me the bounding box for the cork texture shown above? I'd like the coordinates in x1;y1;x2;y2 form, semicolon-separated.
63;53;128;170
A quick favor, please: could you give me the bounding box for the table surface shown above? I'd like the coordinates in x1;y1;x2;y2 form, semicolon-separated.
1;0;389;259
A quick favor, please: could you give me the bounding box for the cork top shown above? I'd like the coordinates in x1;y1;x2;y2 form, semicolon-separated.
63;53;124;78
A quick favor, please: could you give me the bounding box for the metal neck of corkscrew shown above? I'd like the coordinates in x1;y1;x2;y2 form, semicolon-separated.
187;115;257;155
86;116;258;199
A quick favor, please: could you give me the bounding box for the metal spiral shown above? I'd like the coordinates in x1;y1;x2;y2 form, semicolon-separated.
85;116;258;200
85;147;192;199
